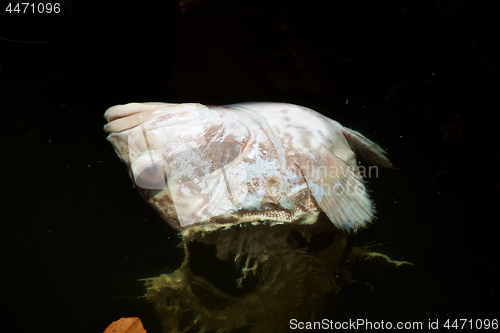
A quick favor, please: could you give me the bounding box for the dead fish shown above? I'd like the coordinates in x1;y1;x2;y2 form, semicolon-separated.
104;102;392;233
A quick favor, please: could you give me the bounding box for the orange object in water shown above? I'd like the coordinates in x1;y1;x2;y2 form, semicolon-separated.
103;317;146;333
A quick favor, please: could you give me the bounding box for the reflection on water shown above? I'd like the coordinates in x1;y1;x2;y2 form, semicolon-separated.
142;220;411;332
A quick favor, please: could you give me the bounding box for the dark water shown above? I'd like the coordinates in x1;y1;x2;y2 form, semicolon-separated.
1;0;498;332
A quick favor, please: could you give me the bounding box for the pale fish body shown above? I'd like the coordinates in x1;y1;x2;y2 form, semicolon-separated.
104;102;392;233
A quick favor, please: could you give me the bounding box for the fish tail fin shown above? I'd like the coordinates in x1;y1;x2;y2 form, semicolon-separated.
296;145;375;232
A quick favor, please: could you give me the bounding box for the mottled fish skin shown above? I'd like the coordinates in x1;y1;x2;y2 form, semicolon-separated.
104;102;392;232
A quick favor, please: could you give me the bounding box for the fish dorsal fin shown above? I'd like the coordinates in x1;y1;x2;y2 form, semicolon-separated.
296;144;374;231
341;127;394;169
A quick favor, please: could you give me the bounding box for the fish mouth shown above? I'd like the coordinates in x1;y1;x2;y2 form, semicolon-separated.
103;102;180;134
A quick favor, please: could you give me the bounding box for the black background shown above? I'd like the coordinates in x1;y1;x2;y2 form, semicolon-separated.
1;0;498;332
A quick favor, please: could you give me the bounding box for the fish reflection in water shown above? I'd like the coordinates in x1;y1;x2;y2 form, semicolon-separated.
104;102;411;332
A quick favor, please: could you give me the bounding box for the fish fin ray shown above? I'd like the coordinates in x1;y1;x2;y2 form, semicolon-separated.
296;145;374;232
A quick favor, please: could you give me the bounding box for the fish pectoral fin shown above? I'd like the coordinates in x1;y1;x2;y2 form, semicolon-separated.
296;145;374;232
